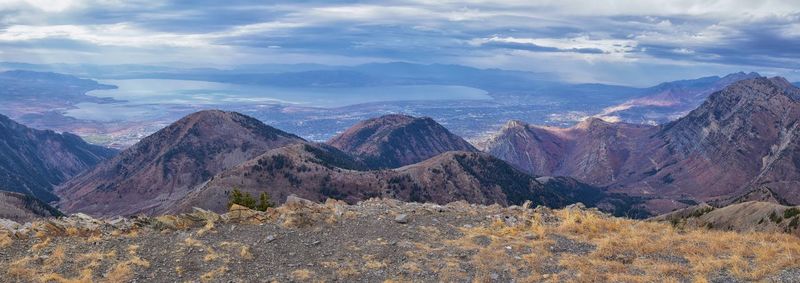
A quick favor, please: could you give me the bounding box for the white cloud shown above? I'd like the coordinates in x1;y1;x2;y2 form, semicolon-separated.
0;23;208;47
472;35;638;55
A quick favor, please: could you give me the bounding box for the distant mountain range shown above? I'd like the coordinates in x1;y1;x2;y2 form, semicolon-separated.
485;77;800;214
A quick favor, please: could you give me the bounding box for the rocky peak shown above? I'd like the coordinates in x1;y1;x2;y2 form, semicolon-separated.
502;120;528;130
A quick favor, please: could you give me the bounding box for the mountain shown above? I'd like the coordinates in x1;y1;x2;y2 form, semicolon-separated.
596;72;761;124
652;201;800;236
327;114;479;168
170;143;611;215
483;118;655;181
0;114;116;202
485;77;800;214
0;190;62;222
56;110;305;216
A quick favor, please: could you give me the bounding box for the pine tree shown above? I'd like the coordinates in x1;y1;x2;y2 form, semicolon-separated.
228;188;257;209
256;192;273;211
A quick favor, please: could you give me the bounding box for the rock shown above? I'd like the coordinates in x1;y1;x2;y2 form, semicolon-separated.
394;214;409;224
265;235;276;243
225;204;266;224
285;195;316;208
522;200;533;210
189;207;221;223
0;218;21;231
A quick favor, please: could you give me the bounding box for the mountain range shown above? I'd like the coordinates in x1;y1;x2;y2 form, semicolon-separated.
0;73;799;220
485;77;800;213
54;111;629;217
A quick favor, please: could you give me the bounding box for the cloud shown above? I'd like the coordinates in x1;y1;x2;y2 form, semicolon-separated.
471;36;636;55
0;0;798;84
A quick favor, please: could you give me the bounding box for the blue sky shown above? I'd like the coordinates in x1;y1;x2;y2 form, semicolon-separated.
0;0;798;85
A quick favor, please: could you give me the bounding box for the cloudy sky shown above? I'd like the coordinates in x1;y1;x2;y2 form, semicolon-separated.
0;0;798;85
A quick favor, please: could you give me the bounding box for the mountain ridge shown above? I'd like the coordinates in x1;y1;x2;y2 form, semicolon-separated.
0;114;116;202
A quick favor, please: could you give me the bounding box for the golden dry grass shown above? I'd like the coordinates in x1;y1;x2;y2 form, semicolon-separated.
291;268;315;281
200;266;229;283
0;231;12;248
448;208;800;282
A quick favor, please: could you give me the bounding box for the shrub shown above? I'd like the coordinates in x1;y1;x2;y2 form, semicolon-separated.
770;211;783;223
228;188;256;209
784;207;800;219
256;192;273;211
228;188;273;212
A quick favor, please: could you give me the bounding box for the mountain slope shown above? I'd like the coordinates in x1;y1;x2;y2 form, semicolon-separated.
0;114;116;202
652;201;800;236
485;77;800;213
327;114;478;168
56;110;305;216
170;143;608;214
0;190;62;222
483;118;656;182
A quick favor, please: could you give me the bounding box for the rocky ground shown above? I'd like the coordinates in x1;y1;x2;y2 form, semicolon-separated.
2;196;800;282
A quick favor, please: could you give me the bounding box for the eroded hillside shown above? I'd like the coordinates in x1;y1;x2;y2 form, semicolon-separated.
2;197;800;282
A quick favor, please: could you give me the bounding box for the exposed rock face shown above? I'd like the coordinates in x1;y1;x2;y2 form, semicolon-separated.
327;114;479;168
0;190;62;222
171;143;607;214
485;77;800;213
56;110;305;217
0;114;116;202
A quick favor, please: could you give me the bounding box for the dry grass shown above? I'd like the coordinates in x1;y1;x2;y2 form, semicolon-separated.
31;237;51;251
102;245;151;283
447;208;800;282
200;266;229;283
291;268;315;281
0;231;12;248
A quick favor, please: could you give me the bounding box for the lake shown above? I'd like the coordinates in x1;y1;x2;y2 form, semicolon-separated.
65;79;491;121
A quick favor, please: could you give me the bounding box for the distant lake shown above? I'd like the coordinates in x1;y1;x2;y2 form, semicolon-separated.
66;79;491;121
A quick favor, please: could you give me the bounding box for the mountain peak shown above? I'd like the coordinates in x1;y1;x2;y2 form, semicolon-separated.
327;114;478;168
57;110;305;217
720;76;800;102
502;120;528;130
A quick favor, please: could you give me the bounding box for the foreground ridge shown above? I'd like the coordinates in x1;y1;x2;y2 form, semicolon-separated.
2;197;800;282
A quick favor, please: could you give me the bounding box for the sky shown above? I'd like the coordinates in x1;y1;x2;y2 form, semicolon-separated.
0;0;798;86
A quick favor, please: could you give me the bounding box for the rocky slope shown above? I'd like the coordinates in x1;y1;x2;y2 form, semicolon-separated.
2;197;800;282
56;110;305;217
327;114;478;168
0;114;116;202
0;190;62;222
170;143;609;215
485;77;800;213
